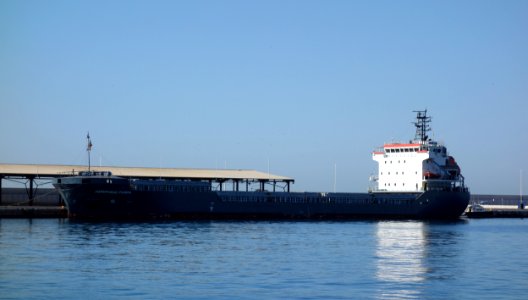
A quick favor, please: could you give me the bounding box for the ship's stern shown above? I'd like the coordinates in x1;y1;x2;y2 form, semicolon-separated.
416;189;470;219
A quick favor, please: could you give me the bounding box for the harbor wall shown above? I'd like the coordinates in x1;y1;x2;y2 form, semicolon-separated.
1;188;62;206
470;194;525;206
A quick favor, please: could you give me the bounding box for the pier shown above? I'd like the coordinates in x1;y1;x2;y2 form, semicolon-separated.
0;205;67;218
465;205;528;218
465;194;527;218
0;163;294;216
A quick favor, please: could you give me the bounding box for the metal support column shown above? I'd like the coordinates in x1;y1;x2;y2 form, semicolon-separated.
0;176;3;205
246;180;249;192
260;181;265;191
273;180;276;192
28;176;35;206
287;181;290;193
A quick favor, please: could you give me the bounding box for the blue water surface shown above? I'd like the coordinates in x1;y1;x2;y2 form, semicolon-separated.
1;218;527;299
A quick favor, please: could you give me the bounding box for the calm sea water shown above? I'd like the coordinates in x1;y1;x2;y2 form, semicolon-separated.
1;218;527;299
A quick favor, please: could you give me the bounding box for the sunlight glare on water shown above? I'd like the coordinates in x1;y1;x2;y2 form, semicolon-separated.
1;219;528;299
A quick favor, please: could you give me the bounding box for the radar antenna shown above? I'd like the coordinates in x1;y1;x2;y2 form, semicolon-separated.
413;110;431;143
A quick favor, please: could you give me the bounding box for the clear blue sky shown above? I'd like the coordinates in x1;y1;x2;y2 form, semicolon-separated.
1;0;527;194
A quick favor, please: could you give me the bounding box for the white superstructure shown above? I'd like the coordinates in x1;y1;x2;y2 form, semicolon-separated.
371;110;463;192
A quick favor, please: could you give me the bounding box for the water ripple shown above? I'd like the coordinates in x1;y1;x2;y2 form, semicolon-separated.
1;219;528;299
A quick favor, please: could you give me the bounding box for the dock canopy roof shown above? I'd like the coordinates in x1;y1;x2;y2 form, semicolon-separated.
0;164;294;183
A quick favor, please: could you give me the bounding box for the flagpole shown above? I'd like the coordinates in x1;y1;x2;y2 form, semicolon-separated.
87;133;92;172
88;148;91;172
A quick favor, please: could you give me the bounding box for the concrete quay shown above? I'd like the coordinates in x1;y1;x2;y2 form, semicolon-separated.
0;205;67;218
465;205;528;218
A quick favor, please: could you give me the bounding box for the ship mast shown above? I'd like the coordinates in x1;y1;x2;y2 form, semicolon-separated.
413;109;432;144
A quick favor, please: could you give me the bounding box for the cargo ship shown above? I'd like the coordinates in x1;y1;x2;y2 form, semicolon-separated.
53;110;469;219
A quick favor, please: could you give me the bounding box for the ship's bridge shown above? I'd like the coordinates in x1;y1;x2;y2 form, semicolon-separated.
372;142;433;192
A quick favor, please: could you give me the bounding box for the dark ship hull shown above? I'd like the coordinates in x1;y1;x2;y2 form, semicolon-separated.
53;175;469;220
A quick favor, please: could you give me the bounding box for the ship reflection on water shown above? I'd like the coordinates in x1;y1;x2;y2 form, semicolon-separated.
375;222;426;299
374;221;465;300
